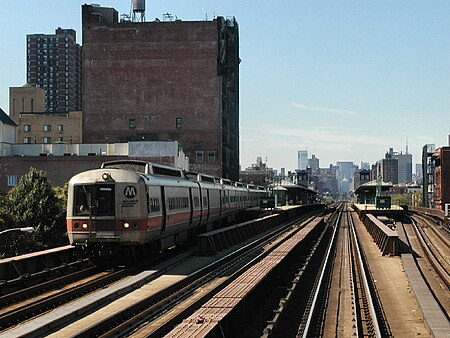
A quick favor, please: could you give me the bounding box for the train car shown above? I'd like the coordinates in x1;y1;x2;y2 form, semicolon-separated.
247;184;260;208
257;186;267;206
234;182;248;210
220;178;237;216
67;160;261;260
185;172;223;227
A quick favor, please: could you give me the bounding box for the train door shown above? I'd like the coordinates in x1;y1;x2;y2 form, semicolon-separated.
206;189;210;221
197;183;203;226
161;186;167;232
189;188;193;225
219;189;223;216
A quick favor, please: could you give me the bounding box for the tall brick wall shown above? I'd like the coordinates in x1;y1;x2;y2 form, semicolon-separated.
434;147;450;210
82;5;238;178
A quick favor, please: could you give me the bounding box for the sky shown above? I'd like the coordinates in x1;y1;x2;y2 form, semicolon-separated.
1;1;449;172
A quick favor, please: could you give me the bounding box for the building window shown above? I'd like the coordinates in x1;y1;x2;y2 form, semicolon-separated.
43;137;51;144
58;124;64;132
129;119;136;129
195;151;204;163
175;117;182;128
23;137;32;144
7;176;17;187
207;151;216;163
58;137;64;142
23;125;31;132
43;124;51;132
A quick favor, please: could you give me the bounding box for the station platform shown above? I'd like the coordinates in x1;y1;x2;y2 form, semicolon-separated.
354;203;403;211
353;203;404;220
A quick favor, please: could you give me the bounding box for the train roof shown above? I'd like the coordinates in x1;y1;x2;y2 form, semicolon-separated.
220;178;232;186
101;160;184;178
69;167;143;184
184;171;216;183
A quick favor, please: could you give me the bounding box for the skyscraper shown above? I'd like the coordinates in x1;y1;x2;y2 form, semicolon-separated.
385;147;412;184
27;28;82;113
298;150;308;170
307;154;319;173
336;161;356;194
381;149;398;184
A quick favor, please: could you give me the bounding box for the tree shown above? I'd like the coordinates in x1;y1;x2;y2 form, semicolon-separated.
391;194;409;206
0;167;67;257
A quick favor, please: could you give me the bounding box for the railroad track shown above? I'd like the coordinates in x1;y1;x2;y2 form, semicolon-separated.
0;265;129;331
0;246;87;293
0;241;205;335
347;207;385;337
62;214;319;337
0;210;323;337
298;203;389;337
409;214;450;290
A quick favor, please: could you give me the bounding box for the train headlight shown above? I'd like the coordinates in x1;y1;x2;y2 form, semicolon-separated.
101;172;111;181
82;222;88;229
123;222;130;229
74;223;80;229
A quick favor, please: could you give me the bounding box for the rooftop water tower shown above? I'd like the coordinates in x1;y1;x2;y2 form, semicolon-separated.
132;0;145;22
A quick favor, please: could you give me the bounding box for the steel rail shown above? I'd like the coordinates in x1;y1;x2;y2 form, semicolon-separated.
412;214;450;264
348;207;382;337
300;204;342;337
0;267;129;331
409;216;450;290
64;214;319;337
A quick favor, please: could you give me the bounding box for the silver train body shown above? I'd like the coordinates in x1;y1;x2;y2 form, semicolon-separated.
66;160;266;254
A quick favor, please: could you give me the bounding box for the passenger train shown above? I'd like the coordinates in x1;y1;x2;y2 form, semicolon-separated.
66;160;266;259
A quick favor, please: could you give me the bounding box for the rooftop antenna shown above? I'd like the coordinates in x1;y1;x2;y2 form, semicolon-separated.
202;8;208;21
131;0;145;22
163;12;174;21
406;137;409;154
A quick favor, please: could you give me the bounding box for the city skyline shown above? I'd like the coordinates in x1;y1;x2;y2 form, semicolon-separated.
1;1;449;171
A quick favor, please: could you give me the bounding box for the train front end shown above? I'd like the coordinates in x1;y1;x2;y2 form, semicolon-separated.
66;169;148;256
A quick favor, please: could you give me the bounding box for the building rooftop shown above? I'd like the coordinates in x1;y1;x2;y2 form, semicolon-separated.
0;108;17;126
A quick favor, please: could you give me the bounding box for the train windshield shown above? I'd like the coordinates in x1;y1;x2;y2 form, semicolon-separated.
73;184;115;216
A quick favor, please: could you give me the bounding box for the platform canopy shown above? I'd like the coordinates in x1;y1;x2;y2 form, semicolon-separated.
354;180;393;204
269;180;317;205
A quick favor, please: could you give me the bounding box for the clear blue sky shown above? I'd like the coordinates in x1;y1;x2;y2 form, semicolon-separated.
1;1;449;172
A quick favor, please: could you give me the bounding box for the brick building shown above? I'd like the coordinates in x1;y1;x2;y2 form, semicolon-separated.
9;84;45;115
433;146;450;211
11;111;82;145
27;28;82;113
81;5;240;180
381;150;398;184
10;84;82;144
